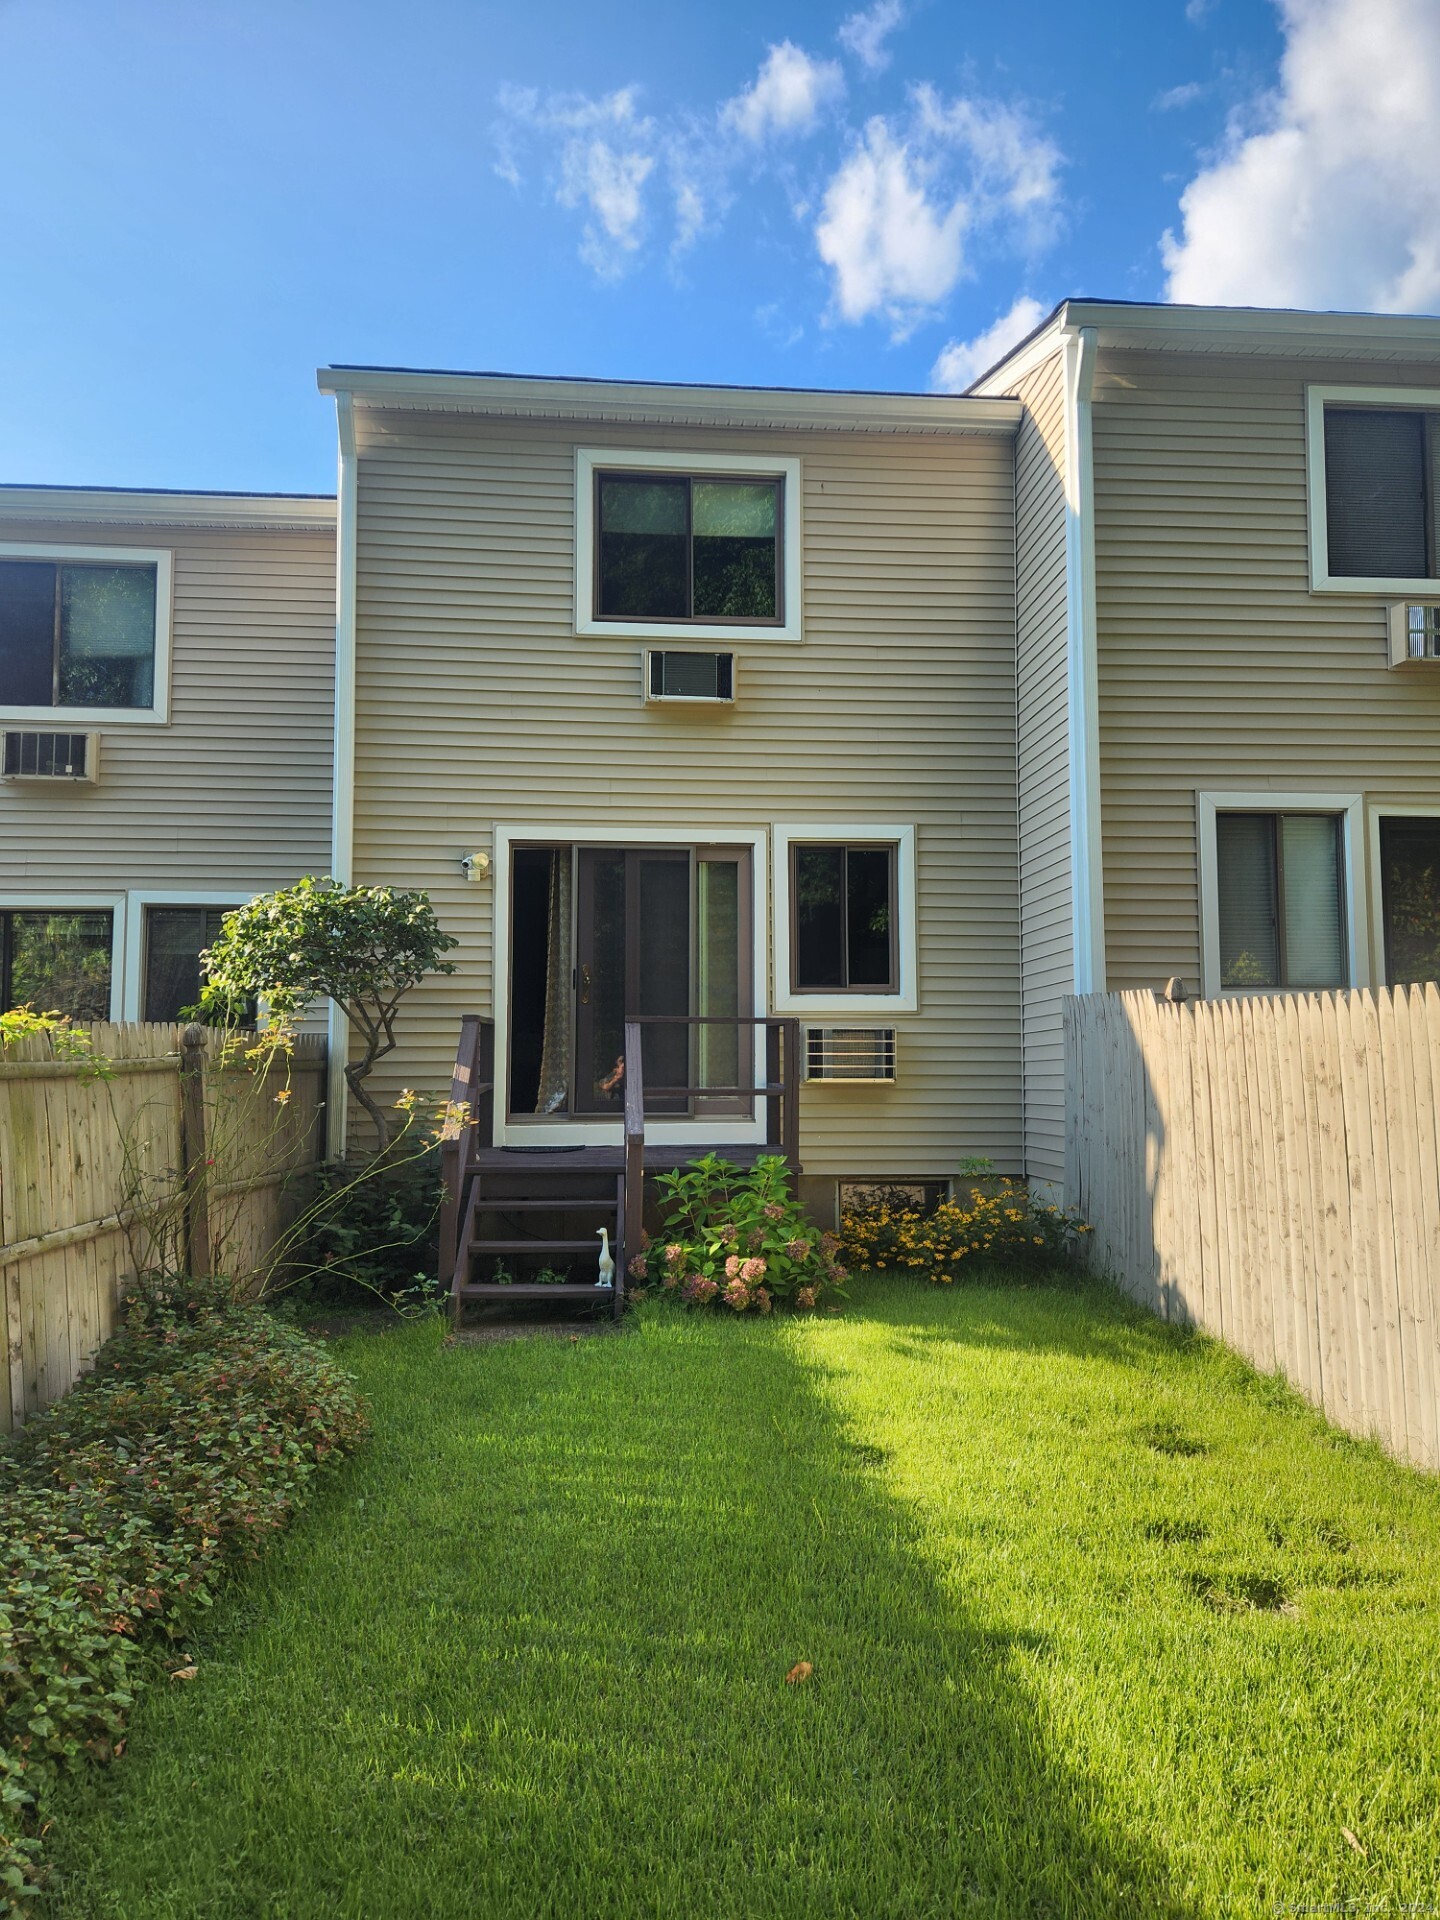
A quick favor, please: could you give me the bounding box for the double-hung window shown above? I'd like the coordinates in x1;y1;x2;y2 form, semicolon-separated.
1307;388;1440;592
575;450;802;641
0;545;170;722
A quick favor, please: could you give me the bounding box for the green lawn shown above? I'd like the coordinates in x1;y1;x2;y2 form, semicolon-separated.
47;1277;1440;1919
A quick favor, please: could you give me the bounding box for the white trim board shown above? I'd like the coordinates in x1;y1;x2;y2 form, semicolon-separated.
574;448;803;643
1196;790;1369;999
771;824;918;1015
0;541;175;727
1305;384;1440;596
490;824;770;1149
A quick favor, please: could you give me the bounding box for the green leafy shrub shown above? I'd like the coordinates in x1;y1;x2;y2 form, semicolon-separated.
301;1146;446;1307
839;1170;1090;1282
0;1274;367;1909
627;1154;846;1312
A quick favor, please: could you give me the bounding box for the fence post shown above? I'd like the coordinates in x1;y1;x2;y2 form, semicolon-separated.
179;1023;212;1278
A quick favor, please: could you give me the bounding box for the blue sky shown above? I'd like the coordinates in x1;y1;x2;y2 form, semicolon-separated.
1;0;1433;494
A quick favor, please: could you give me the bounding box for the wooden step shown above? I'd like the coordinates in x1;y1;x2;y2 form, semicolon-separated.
473;1198;618;1212
467;1238;611;1255
457;1282;614;1300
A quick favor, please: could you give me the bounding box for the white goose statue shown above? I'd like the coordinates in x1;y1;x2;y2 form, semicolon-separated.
596;1227;616;1290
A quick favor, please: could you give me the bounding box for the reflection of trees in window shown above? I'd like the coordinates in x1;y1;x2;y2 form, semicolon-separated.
793;844;896;992
0;560;156;710
596;475;778;622
1380;819;1440;985
2;912;113;1019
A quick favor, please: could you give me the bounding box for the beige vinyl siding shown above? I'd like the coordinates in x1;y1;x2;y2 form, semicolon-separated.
349;407;1022;1176
0;517;335;890
1011;350;1072;1183
0;515;335;1025
1092;350;1440;989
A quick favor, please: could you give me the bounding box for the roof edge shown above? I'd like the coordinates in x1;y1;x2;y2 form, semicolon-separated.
316;366;1022;435
0;485;337;530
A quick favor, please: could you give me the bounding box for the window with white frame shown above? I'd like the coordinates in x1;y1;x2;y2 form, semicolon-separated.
575;450;802;641
1307;387;1440;592
0;544;171;722
772;825;917;1012
1203;799;1360;995
0;908;114;1019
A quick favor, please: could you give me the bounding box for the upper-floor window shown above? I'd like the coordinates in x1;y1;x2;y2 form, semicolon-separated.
1307;387;1440;593
575;449;803;641
597;474;781;624
0;544;171;723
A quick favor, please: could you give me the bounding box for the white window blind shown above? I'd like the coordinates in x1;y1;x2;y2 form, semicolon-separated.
1216;812;1346;991
1324;408;1433;579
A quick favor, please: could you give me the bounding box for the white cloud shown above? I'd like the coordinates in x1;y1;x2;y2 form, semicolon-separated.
558;142;654;276
495;85;662;278
1154;80;1206;111
1185;0;1217;21
816;118;970;333
1163;0;1440;312
838;0;905;73
930;295;1048;391
722;42;845;142
814;90;1064;334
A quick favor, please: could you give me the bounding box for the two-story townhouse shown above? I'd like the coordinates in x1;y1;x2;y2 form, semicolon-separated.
975;301;1440;1189
0;486;336;1025
316;369;1025;1218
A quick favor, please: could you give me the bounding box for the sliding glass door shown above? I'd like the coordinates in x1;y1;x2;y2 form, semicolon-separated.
508;844;752;1121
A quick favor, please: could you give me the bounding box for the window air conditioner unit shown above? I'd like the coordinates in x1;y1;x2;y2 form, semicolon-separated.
804;1026;897;1083
1387;603;1440;666
644;650;735;703
1;731;100;782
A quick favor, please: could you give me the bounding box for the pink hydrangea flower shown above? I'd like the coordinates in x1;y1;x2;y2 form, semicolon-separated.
763;1203;785;1222
627;1254;648;1280
724;1254;743;1280
794;1286;817;1309
740;1257;767;1284
683;1274;718;1305
754;1287;773;1314
785;1239;809;1261
723;1279;751;1311
665;1243;687;1268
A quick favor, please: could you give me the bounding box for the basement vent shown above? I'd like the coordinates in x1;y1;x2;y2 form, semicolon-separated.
1387;603;1440;665
645;650;735;703
1;731;100;782
804;1026;897;1083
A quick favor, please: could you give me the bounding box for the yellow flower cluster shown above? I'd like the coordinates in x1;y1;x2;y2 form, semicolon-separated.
838;1179;1089;1284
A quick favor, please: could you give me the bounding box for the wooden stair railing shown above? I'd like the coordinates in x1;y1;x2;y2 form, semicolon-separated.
620;1014;802;1285
438;1014;494;1288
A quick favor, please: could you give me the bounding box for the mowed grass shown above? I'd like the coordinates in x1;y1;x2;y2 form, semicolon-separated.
47;1277;1440;1920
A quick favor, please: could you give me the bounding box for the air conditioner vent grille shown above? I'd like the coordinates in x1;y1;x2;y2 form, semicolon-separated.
645;650;735;702
1387;603;1440;665
1;731;99;781
804;1026;897;1083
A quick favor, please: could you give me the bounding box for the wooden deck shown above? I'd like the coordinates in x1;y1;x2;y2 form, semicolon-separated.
472;1142;779;1174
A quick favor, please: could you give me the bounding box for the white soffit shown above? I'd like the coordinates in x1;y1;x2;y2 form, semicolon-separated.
316;366;1022;437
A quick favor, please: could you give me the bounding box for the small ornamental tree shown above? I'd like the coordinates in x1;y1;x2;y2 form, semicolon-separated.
201;877;458;1152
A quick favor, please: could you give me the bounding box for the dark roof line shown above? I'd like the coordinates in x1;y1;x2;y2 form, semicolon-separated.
0;482;335;501
323;363;1008;402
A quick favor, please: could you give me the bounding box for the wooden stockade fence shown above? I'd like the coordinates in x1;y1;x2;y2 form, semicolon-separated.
1066;986;1440;1471
0;1023;327;1431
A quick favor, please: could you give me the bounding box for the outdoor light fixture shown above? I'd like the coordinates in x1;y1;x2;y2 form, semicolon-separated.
460;850;491;883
